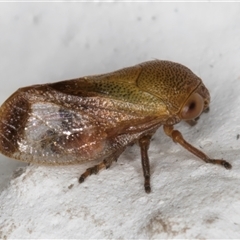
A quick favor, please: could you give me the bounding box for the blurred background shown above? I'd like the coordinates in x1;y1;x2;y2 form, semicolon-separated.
0;2;240;238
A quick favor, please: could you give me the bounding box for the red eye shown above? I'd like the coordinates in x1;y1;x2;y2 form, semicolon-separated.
180;93;204;120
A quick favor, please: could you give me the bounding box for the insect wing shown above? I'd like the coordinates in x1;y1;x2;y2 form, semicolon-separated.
0;61;173;165
0;84;160;165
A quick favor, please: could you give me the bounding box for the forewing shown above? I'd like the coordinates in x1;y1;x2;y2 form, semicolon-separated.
15;101;109;164
0;84;158;164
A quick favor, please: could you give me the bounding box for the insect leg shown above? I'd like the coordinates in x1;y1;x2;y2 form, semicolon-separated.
163;125;232;169
139;135;152;193
185;117;199;126
79;147;126;183
185;107;210;126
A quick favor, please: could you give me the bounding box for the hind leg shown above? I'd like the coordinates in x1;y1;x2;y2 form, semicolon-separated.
79;148;125;183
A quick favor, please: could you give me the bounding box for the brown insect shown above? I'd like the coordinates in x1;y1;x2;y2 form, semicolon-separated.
0;60;231;193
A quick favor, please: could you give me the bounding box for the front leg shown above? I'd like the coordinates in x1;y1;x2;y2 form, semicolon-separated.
185;107;210;126
163;125;232;169
139;135;152;193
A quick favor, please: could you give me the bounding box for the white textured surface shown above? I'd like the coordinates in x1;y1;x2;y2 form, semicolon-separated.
1;2;240;239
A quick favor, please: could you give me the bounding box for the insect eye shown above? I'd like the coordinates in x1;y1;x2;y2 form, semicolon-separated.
180;93;204;120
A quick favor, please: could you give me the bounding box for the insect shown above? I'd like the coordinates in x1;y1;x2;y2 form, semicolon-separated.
0;60;231;193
